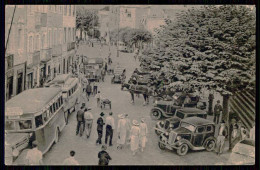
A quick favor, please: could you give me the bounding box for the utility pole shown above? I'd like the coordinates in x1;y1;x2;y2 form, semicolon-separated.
5;5;16;54
116;6;119;58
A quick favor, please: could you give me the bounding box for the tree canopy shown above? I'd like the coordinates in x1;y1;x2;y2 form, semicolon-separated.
147;5;255;95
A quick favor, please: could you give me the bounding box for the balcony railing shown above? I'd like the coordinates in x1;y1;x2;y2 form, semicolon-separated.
67;42;76;51
40;48;52;62
52;44;62;57
35;12;47;28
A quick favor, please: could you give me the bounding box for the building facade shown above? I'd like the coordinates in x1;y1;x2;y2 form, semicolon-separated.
5;5;76;101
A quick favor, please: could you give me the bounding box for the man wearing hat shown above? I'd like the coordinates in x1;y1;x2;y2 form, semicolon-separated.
117;114;127;149
213;100;223;125
76;104;85;136
130;120;140;156
98;145;112;165
139;118;148;152
216;120;226;156
105;112;115;146
84;108;93;138
96;112;105;145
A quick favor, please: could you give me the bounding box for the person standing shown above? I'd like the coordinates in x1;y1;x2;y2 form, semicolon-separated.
95;91;102;107
213;100;223;125
105;112;115;146
117;114;127;150
76;104;85;137
98;145;112;165
93;82;98;95
139;118;148;152
130;120;140;156
208;88;214;115
250;123;255;140
63;151;79;165
86;83;92;101
25;145;43;165
104;62;108;73
125;114;131;145
216;120;226;156
96;112;105;145
84;108;93;139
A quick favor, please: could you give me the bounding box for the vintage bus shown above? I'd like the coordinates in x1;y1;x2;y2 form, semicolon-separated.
45;74;82;122
5;88;66;158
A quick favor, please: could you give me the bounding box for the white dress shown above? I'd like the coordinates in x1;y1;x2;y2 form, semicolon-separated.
139;123;148;148
117;119;127;145
130;126;140;151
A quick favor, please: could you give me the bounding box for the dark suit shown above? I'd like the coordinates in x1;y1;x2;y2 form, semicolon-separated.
213;104;223;124
76;110;85;136
98;151;112;165
96;117;105;144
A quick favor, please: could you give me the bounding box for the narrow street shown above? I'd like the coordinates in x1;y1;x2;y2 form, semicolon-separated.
36;44;231;165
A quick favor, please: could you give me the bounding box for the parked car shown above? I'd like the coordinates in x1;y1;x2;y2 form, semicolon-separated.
225;139;255;165
111;66;125;84
150;100;182;120
158;117;216;156
154;108;207;136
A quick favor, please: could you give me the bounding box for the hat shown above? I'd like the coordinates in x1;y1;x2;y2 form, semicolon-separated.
109;112;113;116
118;114;124;119
141;118;145;122
132;120;139;126
217;100;220;103
82;103;86;107
100;112;105;117
101;145;107;151
125;114;129;117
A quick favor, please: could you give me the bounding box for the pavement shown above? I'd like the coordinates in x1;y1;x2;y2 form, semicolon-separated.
14;44;232;165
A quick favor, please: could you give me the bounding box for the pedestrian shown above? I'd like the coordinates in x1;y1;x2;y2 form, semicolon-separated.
213;100;223;125
93;82;98;95
101;69;105;82
84;108;93;138
250;123;255;140
216;120;226;156
139;118;148;152
98;145;112;165
105;62;108;73
125;114;131;145
95;91;102;107
63;150;79;165
76;104;85;136
117;114;127;150
96;112;105;145
208;88;214;115
86;83;92;101
25;145;43;165
130;120;140;156
105;112;115;146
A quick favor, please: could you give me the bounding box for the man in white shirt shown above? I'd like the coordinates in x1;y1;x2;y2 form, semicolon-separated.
25;146;43;165
105;112;115;146
84;108;93;138
63;150;79;165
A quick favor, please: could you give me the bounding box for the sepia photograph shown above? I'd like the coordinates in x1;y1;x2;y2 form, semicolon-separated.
4;4;256;166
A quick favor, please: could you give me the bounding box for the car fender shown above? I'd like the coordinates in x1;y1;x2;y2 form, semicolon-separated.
175;139;193;149
151;107;165;116
203;136;216;147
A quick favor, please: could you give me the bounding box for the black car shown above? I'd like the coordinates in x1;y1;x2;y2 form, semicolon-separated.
158;117;216;156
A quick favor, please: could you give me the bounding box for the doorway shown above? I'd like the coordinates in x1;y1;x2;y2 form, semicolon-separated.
17;73;23;94
6;76;13;100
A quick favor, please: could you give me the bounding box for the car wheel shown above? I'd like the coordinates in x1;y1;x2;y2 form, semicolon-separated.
150;109;162;120
205;139;216;152
177;143;189;156
54;128;60;144
158;141;166;150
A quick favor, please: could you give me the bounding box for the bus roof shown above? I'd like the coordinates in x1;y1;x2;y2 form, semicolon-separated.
51;74;70;84
63;78;78;89
5;88;61;114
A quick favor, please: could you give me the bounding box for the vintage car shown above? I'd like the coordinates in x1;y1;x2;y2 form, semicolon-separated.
84;64;102;82
111;66;126;84
150;100;182;120
225;139;255;165
84;57;104;68
158;117;216;156
154;108;207;136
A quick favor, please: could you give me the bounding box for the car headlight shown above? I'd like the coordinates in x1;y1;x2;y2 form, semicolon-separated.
169;124;174;128
176;136;181;141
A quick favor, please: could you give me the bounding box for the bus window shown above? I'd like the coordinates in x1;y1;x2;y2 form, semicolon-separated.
42;111;48;122
61;97;63;105
53;103;56;112
19;120;32;130
35;115;43;128
5;121;15;130
56;101;59;109
49;106;53;114
69;90;71;96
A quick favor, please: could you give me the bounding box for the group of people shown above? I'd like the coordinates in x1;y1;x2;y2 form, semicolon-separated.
96;112;148;156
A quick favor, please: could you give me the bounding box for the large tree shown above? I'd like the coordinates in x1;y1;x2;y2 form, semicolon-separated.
76;7;99;40
146;5;255;119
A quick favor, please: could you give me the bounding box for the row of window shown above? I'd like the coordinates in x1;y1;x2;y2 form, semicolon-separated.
27;5;75;17
35;96;63;128
68;83;78;97
27;27;76;53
